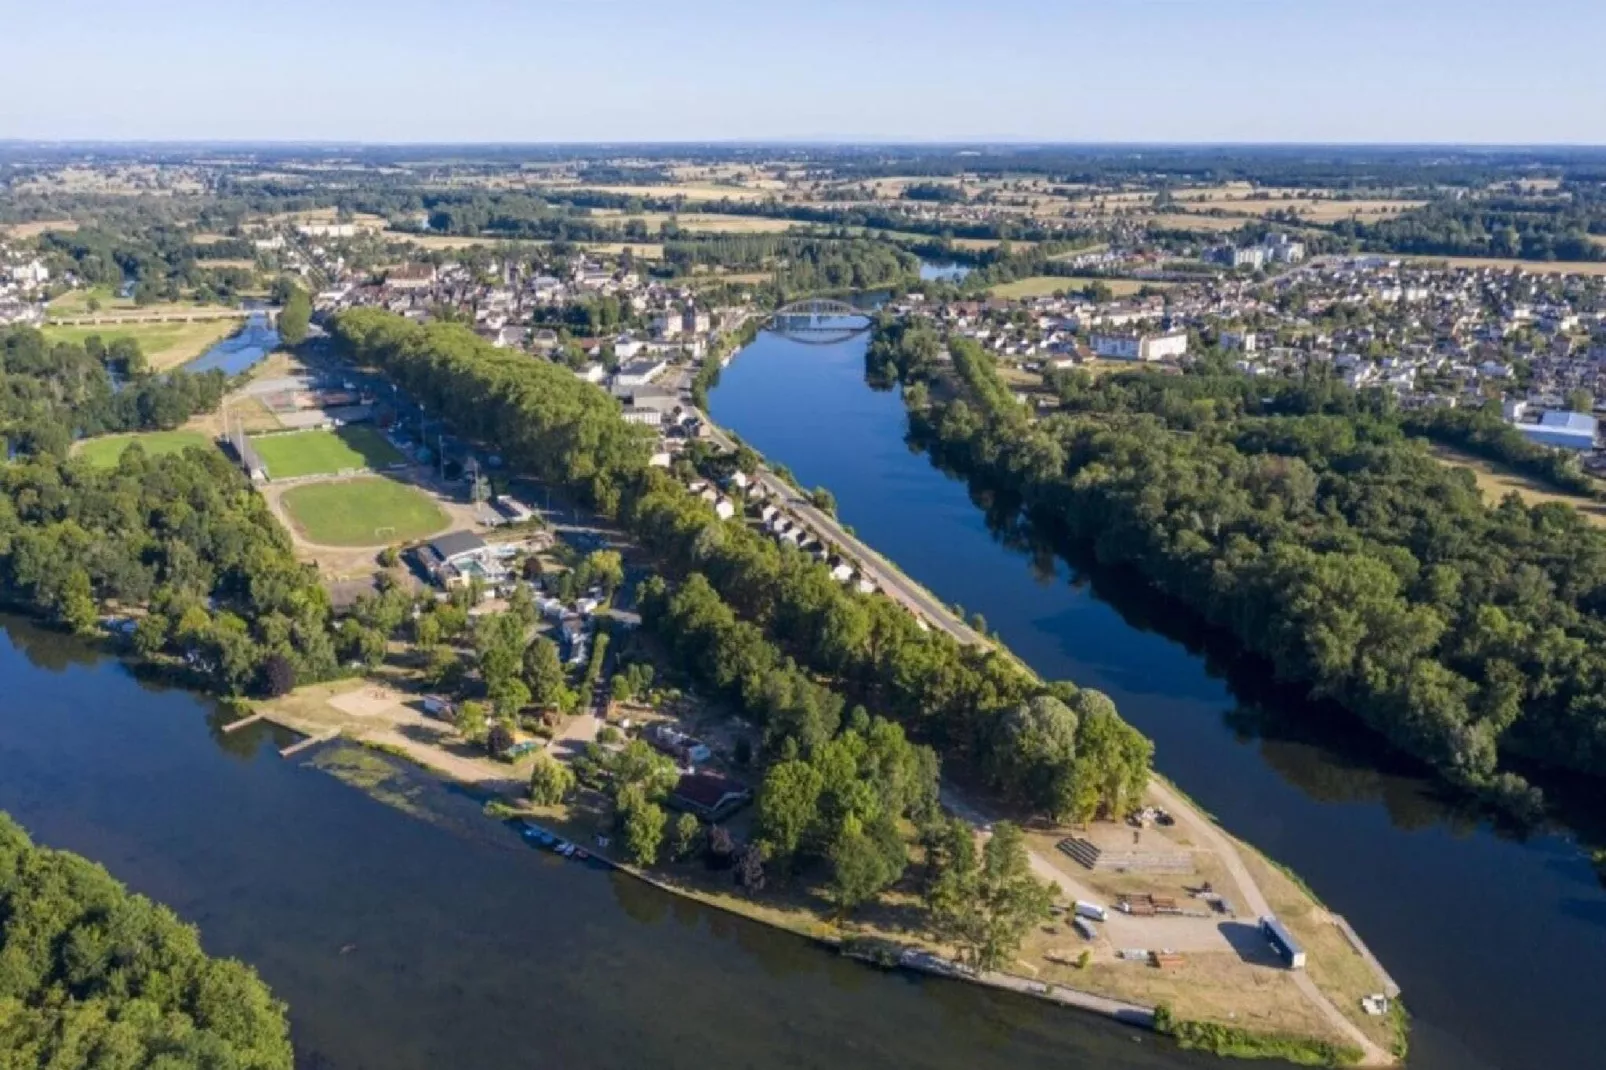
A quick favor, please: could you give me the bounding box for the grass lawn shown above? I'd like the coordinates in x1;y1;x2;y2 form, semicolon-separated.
1428;443;1606;528
1403;255;1606;276
280;478;448;546
42;319;244;371
989;275;1169;299
250;426;405;479
74;430;216;468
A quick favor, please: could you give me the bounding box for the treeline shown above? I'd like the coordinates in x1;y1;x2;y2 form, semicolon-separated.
660;236;918;296
876;323;1606;813
1;326;228;457
1403;406;1604;500
0;813;293;1068
1340;197;1606;261
626;468;1152;821
639;570;1061;959
330;309;1153;826
0;446;340;694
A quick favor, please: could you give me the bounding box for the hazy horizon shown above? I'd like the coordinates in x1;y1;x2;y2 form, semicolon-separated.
5;0;1604;144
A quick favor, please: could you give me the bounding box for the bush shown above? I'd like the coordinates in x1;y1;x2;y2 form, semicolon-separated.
1152;1006;1363;1067
598;724;623;744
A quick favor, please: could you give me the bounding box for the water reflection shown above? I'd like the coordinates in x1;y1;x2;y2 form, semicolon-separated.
0;615;1223;1070
709;326;1606;1070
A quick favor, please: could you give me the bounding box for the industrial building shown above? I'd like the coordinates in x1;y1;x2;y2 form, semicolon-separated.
1514;410;1598;452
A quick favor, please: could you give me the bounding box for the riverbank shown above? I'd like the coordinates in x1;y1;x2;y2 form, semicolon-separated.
234;364;1402;1068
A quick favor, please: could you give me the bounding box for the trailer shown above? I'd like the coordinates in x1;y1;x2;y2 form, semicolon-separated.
1073;917;1098;941
1260;915;1307;969
1073;900;1108;923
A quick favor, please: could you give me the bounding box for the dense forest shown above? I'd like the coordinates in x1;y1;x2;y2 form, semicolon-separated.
0;445;339;695
871;319;1606;814
330;309;1154;825
1342;197;1606;261
1;326;227;457
0;813;293;1068
660;236;918;296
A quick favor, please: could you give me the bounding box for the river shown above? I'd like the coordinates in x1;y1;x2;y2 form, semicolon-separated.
184;310;280;375
708;325;1606;1070
0;616;1226;1070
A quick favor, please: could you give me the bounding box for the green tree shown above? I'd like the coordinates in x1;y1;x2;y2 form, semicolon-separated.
454;700;489;743
527;752;576;805
622;799;667;866
669;811;702;860
278;287;312;345
523;637;569;709
827;816;906;915
755;758;824;860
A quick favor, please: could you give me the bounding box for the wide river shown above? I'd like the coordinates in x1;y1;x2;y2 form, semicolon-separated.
0;633;1214;1067
708;325;1606;1070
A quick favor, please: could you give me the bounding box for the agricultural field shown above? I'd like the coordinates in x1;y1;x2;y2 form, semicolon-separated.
249;426;405;480
551;181;775;202
1;219;78;238
279;478;449;546
384;230;549;251
42;318;244;371
599;211;801;235
73;430;216;468
989;275;1169;299
1428;444;1606;528
1404;255;1606;277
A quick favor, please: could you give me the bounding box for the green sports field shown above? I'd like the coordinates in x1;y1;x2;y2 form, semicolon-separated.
249;426;405;479
74;430;216;468
279;478;448;546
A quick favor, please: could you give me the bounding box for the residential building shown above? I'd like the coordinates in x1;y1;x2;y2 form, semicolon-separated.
1091;330;1189;362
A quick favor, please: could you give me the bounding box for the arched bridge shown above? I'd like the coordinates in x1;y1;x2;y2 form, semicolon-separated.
768;299;874;344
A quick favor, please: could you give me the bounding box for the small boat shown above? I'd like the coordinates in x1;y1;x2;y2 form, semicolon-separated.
573;848;590;861
557;842;574;856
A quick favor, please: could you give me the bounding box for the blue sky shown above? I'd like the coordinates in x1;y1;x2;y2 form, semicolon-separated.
3;0;1603;143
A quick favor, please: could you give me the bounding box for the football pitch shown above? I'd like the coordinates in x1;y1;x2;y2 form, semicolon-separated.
74;430;216;468
279;477;449;546
249;426;405;479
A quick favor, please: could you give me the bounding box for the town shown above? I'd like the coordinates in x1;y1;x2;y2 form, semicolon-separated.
10;143;1606;1070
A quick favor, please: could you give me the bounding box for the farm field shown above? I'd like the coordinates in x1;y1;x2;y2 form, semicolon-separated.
249;426;405;480
279;478;449;546
42;318;243;371
989;275;1169;299
1428;444;1606;528
384;230;549;251
1405;255;1606;276
601;211;799;235
73;430;216;468
552;182;774;202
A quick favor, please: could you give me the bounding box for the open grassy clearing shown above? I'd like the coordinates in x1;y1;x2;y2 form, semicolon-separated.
1405;255;1606;276
1428;443;1606;527
42;319;243;371
1237;842;1404;1055
250;426;405;479
2;219;78;238
73;430;216;468
599;211;800;235
279;478;449;546
580;242;664;260
551;182;775;202
383;230;548;251
989;275;1170;299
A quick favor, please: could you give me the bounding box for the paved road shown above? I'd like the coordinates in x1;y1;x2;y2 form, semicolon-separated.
700;417;984;646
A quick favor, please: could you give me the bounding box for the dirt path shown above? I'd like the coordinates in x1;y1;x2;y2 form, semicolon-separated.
1146;780;1390;1066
